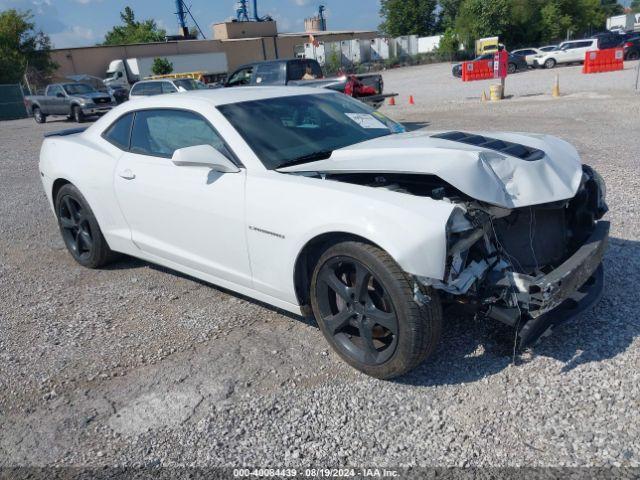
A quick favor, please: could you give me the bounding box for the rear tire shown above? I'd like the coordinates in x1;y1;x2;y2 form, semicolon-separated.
33;107;46;124
72;105;85;123
310;241;442;379
55;184;117;268
628;51;640;61
544;58;556;69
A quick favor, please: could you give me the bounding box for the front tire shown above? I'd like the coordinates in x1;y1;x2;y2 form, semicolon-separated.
72;105;85;123
544;58;556;69
310;241;442;379
55;184;116;268
508;63;517;74
33;107;46;124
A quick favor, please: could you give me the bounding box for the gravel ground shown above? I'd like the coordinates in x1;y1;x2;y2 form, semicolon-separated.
1;64;639;469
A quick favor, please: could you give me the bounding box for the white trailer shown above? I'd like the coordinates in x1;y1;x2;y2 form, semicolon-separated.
606;14;636;32
395;36;419;57
418;35;443;54
104;52;228;90
370;38;392;61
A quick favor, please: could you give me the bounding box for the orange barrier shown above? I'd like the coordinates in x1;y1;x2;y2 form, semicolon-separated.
462;59;494;82
583;48;624;74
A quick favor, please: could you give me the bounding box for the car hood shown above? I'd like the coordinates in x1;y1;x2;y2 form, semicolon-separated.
277;130;584;209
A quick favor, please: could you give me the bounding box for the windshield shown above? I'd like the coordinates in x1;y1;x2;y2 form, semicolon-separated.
63;83;96;95
174;79;206;91
218;93;405;169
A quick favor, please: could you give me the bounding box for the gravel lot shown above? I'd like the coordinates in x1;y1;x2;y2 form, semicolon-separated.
1;62;639;469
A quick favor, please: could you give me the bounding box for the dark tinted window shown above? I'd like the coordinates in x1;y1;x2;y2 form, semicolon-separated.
255;63;285;85
226;67;253;86
47;85;64;96
130;109;229;158
103;112;133;150
306;60;323;78
218;93;404;169
161;82;177;94
63;83;95;95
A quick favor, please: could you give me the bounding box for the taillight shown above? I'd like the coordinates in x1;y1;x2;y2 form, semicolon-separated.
625;42;633;47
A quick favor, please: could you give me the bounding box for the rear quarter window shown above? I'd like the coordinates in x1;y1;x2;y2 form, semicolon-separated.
103;112;134;150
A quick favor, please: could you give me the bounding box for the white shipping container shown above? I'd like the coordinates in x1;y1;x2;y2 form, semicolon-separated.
370;38;391;61
418;35;443;54
129;52;228;79
304;42;326;66
395;35;419;57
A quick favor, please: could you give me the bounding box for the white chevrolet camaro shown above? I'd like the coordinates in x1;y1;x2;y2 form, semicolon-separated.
39;87;609;378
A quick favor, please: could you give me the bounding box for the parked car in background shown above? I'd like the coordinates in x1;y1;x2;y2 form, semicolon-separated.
129;78;207;99
25;83;116;124
511;48;544;67
623;36;640;60
532;39;599;69
539;45;559;52
223;58;397;110
66;74;128;104
591;32;626;50
452;53;528;78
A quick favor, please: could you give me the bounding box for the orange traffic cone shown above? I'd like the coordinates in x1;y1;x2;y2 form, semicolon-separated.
388;96;396;106
409;95;415;105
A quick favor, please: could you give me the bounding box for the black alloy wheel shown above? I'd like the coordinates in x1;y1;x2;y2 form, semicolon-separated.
315;256;399;366
310;241;442;379
55;184;117;268
58;195;94;262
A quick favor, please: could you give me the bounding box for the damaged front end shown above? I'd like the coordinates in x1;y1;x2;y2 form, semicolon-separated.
418;165;609;348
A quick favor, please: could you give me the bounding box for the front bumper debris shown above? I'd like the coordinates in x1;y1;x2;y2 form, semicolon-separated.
516;220;609;347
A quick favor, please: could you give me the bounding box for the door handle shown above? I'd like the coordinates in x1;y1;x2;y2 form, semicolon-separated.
118;169;136;180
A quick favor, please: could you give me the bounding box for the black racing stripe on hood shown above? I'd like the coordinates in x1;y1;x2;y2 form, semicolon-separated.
431;131;545;162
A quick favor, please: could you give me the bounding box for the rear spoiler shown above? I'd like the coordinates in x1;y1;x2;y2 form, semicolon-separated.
44;127;88;138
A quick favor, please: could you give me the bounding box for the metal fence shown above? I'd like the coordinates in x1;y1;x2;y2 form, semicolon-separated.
0;84;28;120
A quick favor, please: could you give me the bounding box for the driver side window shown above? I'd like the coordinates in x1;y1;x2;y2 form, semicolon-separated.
129;109;231;159
227;67;253;87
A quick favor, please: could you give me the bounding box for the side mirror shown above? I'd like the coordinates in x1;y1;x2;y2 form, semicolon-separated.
172;145;240;173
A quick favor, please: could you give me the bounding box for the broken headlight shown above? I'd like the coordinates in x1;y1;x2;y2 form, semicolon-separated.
583;165;608;217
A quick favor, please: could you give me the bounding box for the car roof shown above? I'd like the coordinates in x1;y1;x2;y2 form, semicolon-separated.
85;87;335;136
234;58;313;70
134;79;175;84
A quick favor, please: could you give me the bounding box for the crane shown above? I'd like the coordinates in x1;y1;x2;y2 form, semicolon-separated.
173;0;206;38
235;0;272;22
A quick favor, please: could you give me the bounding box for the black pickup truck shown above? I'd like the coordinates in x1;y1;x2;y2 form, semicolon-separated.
223;58;397;109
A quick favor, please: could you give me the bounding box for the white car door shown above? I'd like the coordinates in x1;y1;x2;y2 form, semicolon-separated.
113;108;252;287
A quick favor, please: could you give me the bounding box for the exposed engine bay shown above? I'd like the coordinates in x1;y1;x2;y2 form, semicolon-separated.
320;165;609;347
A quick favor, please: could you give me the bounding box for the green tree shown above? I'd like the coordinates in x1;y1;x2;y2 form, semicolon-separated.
0;9;56;85
379;0;438;37
103;7;166;45
437;27;460;59
455;0;512;48
438;0;465;29
151;57;173;75
539;1;573;43
600;0;623;17
632;0;640;13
